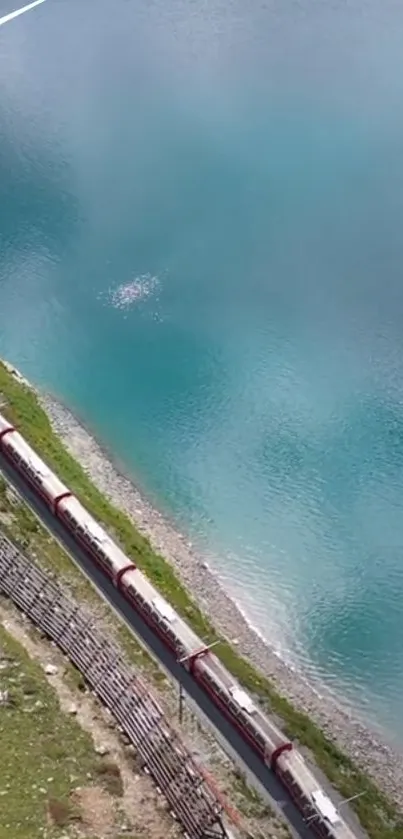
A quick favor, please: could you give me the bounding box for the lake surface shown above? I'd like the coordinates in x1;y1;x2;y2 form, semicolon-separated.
1;0;403;740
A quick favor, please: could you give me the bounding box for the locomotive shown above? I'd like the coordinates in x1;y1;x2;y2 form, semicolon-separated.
0;411;358;839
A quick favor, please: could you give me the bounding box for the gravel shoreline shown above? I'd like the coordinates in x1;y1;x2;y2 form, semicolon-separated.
34;389;403;810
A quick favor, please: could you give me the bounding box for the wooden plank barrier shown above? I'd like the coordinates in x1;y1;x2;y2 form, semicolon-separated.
0;532;228;839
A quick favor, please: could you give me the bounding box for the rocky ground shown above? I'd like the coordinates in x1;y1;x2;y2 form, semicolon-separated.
0;602;181;839
38;391;403;813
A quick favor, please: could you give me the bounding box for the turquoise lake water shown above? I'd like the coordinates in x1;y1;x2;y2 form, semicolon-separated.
1;0;403;740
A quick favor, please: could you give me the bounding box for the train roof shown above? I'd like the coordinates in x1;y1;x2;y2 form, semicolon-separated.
5;431;70;495
83;516;109;544
152;595;176;623
61;496;134;571
285;751;356;838
311;790;340;826
64;497;109;540
202;653;287;749
25;449;52;477
123;569;204;652
229;685;255;714
61;497;207;653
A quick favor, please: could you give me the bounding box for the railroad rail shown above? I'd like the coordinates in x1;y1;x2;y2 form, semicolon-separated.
0;532;230;839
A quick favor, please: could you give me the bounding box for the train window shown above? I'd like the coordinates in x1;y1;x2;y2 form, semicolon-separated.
229;685;255;714
152;596;176;623
29;468;45;484
312;822;331;839
96;549;113;569
27;453;50;477
244;718;256;735
166;628;177;644
87;533;99;550
240;716;257;738
85;519;108;544
283;772;300;793
216;682;228;701
204;671;218;691
227;698;241;718
130;587;145;608
252;730;265;748
26;465;41;482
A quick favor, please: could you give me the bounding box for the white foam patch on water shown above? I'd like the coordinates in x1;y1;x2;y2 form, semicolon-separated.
99;274;161;315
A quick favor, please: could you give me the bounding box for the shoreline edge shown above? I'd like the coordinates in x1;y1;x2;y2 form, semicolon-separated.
1;358;403;834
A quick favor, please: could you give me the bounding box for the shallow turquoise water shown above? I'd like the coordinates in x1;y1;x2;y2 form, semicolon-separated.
1;0;403;739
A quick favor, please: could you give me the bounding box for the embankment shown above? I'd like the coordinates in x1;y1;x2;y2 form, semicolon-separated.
1;358;402;839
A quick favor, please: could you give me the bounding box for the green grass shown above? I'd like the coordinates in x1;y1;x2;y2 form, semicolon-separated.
231;770;276;820
1;359;403;839
0;623;105;838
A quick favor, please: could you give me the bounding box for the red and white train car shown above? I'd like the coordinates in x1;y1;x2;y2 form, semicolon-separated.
0;411;359;839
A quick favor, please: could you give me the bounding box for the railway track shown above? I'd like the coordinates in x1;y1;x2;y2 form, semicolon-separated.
0;532;230;839
0;448;363;839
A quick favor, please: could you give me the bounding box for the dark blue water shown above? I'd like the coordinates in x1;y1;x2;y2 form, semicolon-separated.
1;0;403;740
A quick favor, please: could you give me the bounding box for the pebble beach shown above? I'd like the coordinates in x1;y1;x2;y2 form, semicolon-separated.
33;387;403;812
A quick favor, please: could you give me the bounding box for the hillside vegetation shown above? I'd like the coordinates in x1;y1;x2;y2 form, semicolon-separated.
0;622;123;838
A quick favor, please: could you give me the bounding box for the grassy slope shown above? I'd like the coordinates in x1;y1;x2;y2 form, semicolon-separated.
0;623;105;838
0;360;402;839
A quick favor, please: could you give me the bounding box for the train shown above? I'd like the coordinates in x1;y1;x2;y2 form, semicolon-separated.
0;410;358;839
